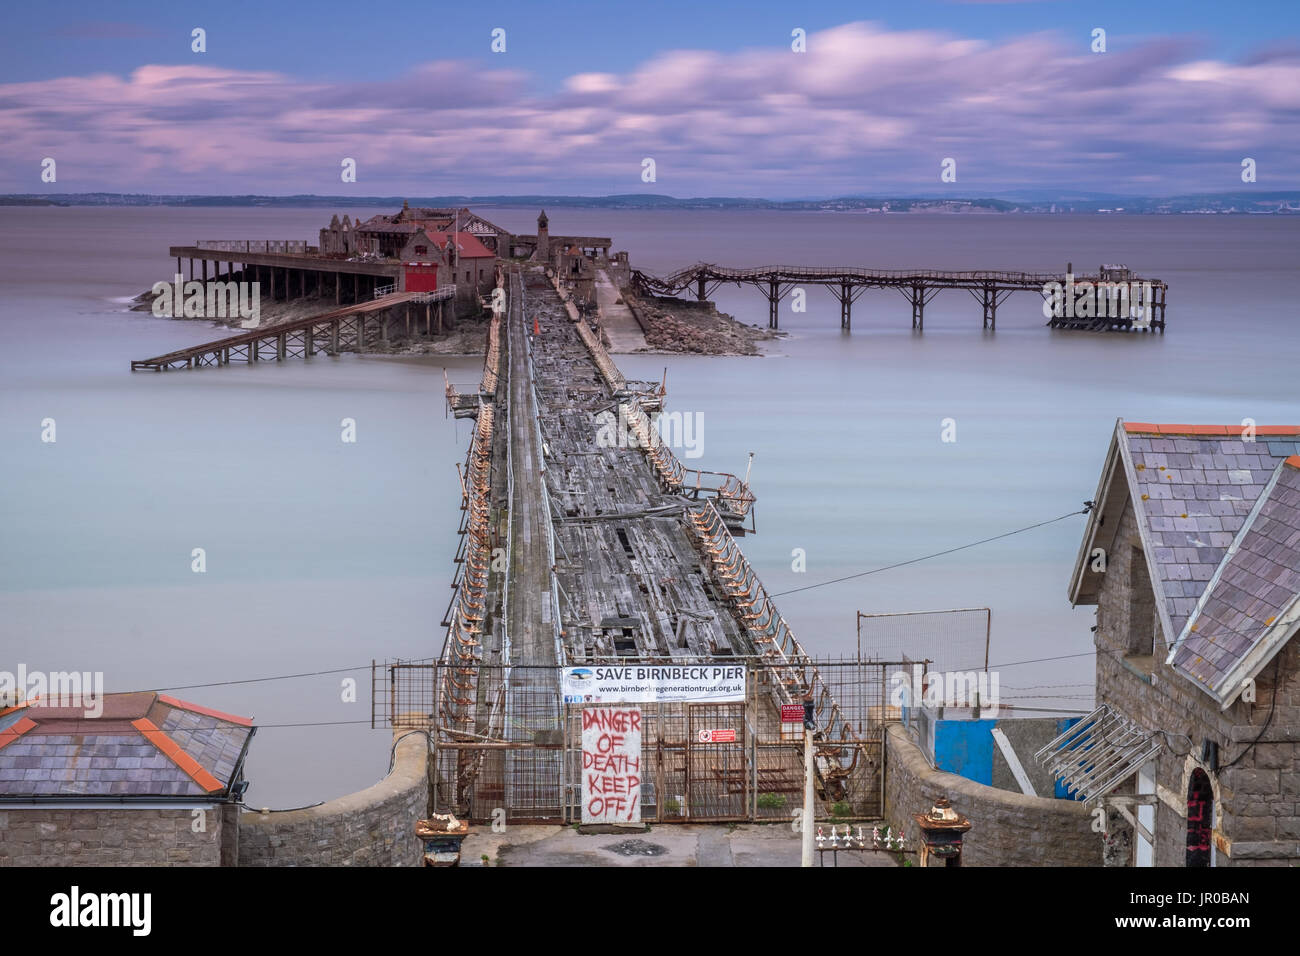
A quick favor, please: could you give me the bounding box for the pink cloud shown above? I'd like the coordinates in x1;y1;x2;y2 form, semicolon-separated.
2;21;1298;195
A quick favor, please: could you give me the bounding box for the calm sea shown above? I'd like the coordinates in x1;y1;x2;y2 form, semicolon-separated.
1;206;1295;806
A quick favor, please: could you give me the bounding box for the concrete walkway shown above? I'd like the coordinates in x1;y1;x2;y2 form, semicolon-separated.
594;268;646;353
461;823;903;867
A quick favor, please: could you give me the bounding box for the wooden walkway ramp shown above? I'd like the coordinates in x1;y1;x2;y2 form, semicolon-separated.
130;289;454;371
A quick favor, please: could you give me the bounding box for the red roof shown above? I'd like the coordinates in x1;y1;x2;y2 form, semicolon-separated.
430;231;494;259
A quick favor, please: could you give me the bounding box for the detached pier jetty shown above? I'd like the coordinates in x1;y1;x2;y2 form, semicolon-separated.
633;261;1168;332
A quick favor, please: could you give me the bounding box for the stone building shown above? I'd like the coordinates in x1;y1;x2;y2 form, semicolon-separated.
394;227;495;306
319;202;511;259
510;209;612;262
0;691;255;866
1056;420;1300;866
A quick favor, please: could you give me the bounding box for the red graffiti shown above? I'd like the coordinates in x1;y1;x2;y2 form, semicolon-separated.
582;707;642;822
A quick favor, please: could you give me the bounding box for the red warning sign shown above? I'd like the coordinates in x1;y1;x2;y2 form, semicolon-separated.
698;728;736;743
781;704;804;723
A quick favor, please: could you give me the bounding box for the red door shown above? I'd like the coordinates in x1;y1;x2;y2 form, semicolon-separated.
404;262;438;292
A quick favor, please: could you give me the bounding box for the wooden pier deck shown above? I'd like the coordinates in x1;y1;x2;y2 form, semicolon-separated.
633;262;1168;332
129;289;454;371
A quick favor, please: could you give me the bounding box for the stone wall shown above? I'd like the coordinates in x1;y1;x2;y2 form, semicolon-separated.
1093;500;1300;866
0;803;237;866
237;729;428;867
884;723;1101;866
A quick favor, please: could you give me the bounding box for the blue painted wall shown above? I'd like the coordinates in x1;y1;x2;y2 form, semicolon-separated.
1052;717;1085;800
929;715;1086;797
932;718;998;785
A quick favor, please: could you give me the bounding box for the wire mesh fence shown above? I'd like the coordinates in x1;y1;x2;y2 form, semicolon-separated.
856;607;990;673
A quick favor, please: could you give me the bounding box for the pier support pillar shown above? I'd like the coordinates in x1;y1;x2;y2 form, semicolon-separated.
911;285;924;331
335;272;341;305
768;278;780;329
277;333;286;361
202;259;208;282
697;275;707;302
330;320;340;354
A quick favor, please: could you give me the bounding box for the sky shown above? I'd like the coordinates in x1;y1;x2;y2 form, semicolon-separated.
2;0;1299;197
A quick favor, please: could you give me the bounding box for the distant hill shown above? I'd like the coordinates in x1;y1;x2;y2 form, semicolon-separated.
3;191;1299;214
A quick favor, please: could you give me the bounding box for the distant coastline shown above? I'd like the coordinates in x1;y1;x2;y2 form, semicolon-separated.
4;191;1300;215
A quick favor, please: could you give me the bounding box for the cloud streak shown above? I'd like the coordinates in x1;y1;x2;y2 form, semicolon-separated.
2;21;1298;195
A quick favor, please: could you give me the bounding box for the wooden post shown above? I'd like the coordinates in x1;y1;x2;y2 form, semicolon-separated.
277;333;286;361
176;256;181;278
335;271;341;305
425;303;431;335
330;319;340;354
202;259;208;282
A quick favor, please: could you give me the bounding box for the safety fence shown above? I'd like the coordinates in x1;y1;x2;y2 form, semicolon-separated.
373;659;921;824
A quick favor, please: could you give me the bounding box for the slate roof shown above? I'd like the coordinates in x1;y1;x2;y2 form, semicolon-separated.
1118;425;1300;635
1171;455;1300;701
0;691;254;800
1073;422;1300;707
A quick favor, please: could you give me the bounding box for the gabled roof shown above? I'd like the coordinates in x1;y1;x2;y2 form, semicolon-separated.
1070;421;1300;705
1170;456;1300;707
0;692;254;800
428;231;495;259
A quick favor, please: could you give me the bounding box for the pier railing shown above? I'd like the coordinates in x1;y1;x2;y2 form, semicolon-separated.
194;239;311;254
644;261;1167;290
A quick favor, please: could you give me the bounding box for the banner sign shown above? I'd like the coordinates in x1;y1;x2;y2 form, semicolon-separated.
562;665;745;704
581;706;642;824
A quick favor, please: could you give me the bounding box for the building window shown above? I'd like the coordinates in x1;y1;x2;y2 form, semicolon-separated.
414;245;427;255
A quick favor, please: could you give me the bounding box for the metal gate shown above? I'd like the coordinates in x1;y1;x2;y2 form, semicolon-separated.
686;703;747;820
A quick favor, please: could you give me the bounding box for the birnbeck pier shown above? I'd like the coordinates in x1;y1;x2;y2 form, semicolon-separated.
378;263;880;825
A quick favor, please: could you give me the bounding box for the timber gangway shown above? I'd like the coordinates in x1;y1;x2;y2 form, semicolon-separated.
130;288;454;371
